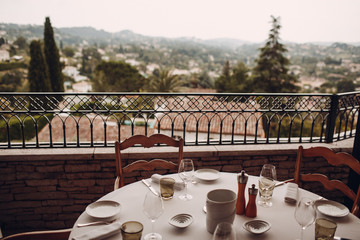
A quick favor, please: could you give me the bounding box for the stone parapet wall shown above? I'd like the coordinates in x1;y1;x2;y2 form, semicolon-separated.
0;139;354;236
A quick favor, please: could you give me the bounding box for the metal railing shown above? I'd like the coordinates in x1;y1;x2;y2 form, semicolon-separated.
0;92;359;148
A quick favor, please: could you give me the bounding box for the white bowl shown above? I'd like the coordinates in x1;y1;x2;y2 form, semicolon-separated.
243;220;271;235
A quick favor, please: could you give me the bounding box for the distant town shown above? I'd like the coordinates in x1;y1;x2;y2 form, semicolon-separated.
1;23;360;93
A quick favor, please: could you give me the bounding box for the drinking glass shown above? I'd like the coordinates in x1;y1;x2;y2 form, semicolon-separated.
143;190;164;240
294;197;316;240
258;164;277;207
212;222;236;240
178;159;194;201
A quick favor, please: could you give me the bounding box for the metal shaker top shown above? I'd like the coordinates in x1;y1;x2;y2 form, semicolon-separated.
237;170;248;184
248;184;258;195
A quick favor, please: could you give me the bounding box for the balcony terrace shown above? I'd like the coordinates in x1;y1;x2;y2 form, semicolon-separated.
0;92;359;235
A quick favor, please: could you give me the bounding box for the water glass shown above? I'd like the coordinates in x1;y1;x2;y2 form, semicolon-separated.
258;164;277;207
315;218;337;240
160;177;175;200
294;197;316;240
178;159;194;201
121;221;143;240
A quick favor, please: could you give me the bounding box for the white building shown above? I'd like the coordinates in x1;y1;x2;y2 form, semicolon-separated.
0;49;10;61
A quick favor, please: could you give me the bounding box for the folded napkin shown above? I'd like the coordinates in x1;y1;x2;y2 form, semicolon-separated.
151;174;185;190
284;183;298;204
72;222;122;240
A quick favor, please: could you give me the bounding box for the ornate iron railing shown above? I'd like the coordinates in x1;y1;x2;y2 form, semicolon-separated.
0;92;359;148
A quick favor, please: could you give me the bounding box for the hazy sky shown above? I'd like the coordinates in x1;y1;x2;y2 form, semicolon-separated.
1;0;360;43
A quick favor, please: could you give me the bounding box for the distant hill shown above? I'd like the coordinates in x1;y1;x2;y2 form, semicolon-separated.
1;23;359;63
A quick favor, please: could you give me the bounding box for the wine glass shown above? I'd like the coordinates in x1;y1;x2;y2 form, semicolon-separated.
178;159;194;201
294;197;316;240
143;190;164;240
258;164;277;207
212;222;236;240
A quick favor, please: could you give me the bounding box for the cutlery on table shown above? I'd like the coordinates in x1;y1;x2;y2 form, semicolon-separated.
77;219;117;227
141;179;159;196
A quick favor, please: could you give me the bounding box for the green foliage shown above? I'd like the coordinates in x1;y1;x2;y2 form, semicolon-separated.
0;114;53;142
81;47;102;76
0;70;23;91
13;36;27;49
215;60;231;93
252;16;299;93
0;62;27;71
28;40;52;92
145;68;185;92
265;112;326;139
62;46;75;58
215;61;251;93
337;79;355;93
324;57;342;65
92;61;145;92
44;17;64;92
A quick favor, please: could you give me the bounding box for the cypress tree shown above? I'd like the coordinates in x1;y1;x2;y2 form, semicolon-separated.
44;17;64;92
252;16;298;93
28;40;51;92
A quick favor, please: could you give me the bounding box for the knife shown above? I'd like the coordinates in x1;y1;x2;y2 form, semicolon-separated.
141;179;159;196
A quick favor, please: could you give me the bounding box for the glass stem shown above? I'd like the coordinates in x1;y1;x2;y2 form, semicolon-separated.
184;182;188;197
151;220;155;234
300;227;304;240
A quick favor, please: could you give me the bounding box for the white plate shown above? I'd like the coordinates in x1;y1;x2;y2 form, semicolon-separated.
195;169;220;181
86;200;121;219
314;199;349;217
243;220;271;235
169;214;193;228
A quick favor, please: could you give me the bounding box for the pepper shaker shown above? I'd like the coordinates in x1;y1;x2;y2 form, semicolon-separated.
245;184;258;218
236;170;248;215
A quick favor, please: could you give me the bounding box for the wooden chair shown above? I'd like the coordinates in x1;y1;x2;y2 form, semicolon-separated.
295;145;360;217
114;134;184;189
1;229;71;240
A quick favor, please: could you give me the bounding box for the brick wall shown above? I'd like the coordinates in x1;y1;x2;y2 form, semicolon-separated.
0;140;354;236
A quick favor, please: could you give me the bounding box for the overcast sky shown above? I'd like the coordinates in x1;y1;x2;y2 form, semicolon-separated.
1;0;360;43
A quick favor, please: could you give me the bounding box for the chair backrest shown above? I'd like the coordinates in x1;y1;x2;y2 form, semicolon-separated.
1;229;71;240
114;134;184;189
295;145;360;217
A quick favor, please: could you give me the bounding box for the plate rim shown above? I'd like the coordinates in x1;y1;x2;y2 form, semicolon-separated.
168;213;194;228
195;168;220;181
314;199;349;217
85;200;121;219
242;219;271;235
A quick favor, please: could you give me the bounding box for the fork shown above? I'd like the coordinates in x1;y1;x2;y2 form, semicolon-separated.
77;219;117;227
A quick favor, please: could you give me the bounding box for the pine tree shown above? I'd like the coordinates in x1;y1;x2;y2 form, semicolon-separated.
252;16;298;93
28;40;51;92
215;60;231;93
44;17;64;92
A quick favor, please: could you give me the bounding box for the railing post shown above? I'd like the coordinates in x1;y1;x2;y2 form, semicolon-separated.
352;109;360;160
325;94;339;143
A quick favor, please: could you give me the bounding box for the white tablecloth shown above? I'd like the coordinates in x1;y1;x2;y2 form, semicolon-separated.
69;172;360;239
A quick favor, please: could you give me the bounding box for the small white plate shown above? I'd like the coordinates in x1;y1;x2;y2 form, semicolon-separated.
195;169;220;181
86;200;121;219
314;199;349;217
169;214;193;228
243;220;271;235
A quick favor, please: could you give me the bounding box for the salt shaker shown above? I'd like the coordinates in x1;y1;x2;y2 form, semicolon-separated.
245;184;258;218
236;170;248;215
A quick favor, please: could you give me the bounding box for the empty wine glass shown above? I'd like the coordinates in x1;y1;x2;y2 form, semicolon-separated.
258;164;277;207
178;159;194;201
294;197;316;240
143;190;164;240
212;222;236;240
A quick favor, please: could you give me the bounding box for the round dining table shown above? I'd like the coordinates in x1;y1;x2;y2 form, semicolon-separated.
69;172;360;240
